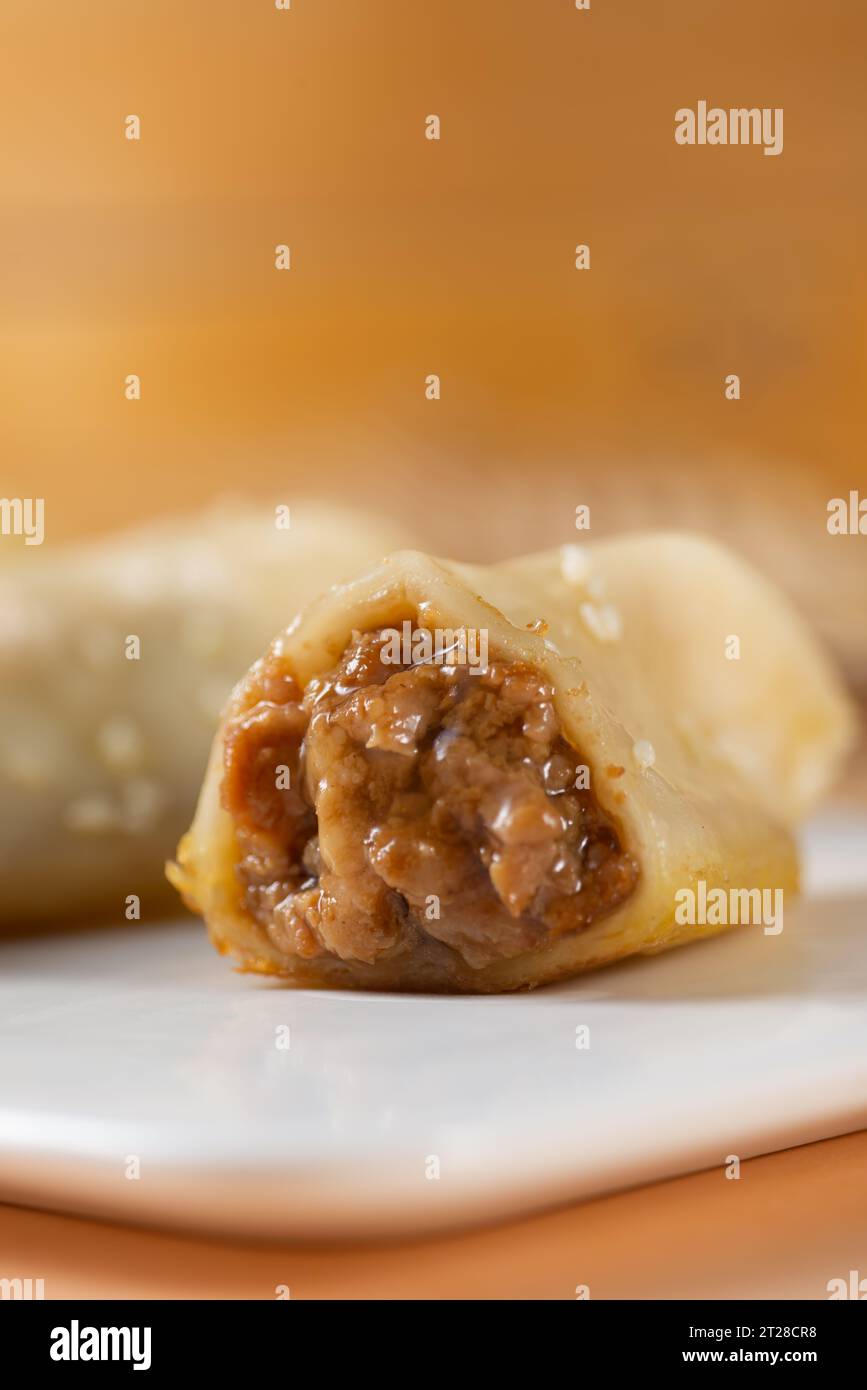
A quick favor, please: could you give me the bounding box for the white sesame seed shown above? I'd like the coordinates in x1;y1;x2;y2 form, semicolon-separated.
579;601;623;643
632;739;656;770
559;544;591;586
544;637;561;655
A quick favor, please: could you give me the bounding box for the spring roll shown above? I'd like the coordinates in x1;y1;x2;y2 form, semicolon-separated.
170;533;855;992
0;501;408;926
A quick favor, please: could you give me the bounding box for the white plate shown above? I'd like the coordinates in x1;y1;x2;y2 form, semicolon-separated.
1;814;866;1240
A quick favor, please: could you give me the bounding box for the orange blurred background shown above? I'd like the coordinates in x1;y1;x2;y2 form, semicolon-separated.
1;0;865;691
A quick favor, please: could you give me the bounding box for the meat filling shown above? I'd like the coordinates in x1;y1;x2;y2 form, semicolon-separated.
221;630;638;970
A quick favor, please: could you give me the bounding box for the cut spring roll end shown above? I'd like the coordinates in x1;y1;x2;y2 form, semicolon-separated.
169;539;855;993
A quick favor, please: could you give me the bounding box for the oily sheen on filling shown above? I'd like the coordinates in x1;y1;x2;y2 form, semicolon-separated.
221;630;638;971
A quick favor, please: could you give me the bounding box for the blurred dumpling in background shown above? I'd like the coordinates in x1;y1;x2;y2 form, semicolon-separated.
0;499;410;927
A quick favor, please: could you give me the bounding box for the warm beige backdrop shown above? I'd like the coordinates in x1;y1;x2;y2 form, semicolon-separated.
1;0;865;692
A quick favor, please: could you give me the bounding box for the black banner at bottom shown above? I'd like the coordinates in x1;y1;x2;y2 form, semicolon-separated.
3;1298;863;1374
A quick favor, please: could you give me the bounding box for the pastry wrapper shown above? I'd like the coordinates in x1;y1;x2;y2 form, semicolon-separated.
172;533;855;992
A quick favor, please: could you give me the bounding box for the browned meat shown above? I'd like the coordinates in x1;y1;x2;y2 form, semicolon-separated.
221;631;638;971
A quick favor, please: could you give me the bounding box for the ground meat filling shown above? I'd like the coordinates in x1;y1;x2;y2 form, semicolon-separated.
221;630;638;970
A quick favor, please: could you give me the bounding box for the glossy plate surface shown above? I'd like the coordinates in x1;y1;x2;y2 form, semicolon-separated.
1;814;865;1239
